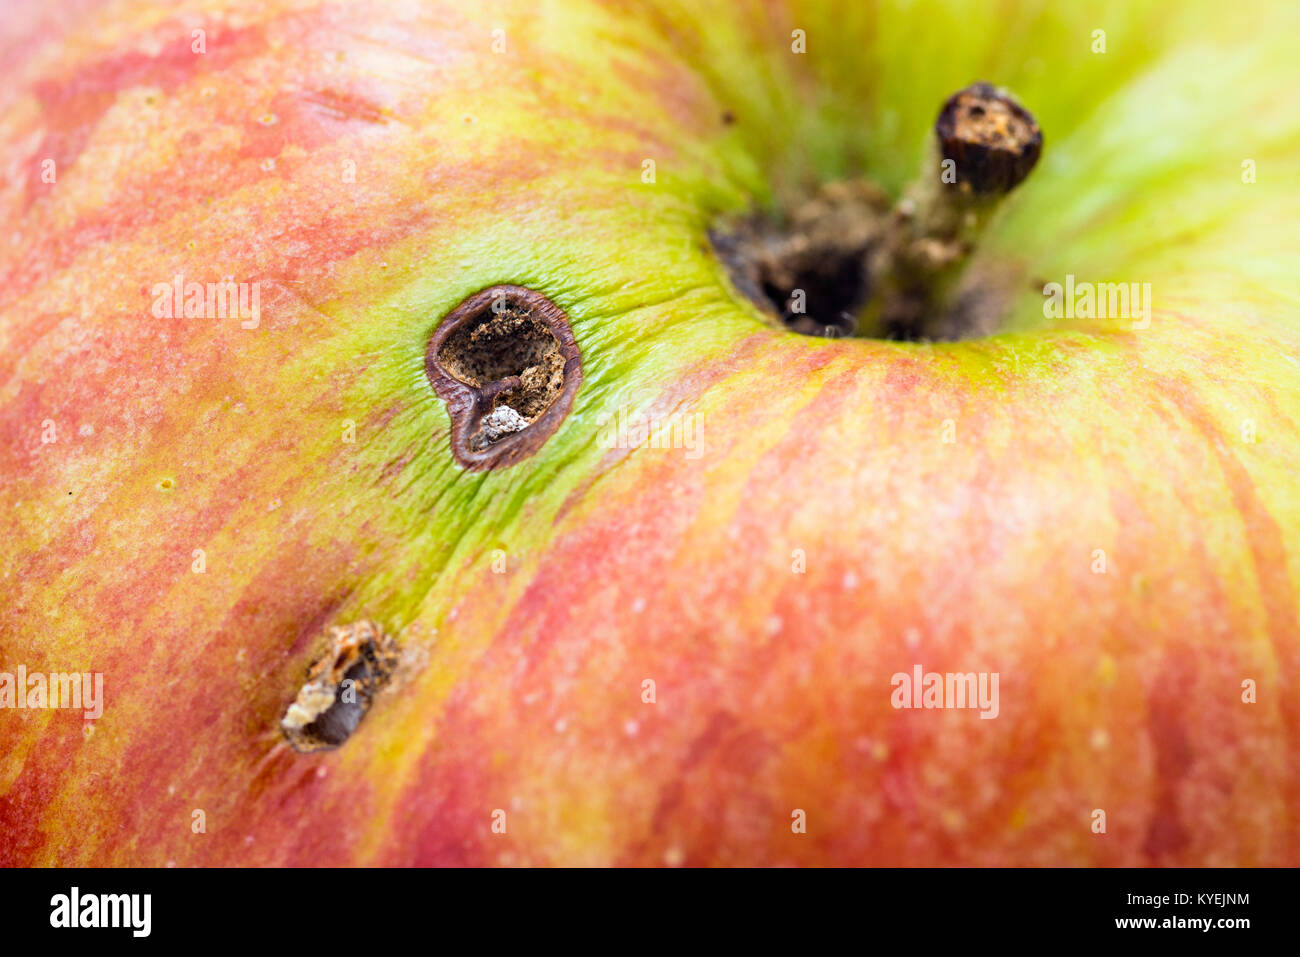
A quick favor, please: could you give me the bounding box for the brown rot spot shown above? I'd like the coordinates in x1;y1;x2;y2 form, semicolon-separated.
281;621;398;754
426;285;581;470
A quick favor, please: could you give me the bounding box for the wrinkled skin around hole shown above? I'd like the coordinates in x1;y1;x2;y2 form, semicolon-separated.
426;285;582;470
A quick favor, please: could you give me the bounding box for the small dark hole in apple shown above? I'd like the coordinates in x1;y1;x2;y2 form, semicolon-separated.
426;286;582;470
281;621;399;753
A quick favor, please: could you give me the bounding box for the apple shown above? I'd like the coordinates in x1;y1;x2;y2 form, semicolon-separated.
1;0;1298;866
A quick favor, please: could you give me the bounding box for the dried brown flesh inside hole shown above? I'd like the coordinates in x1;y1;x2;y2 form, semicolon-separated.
438;305;566;425
281;621;398;753
426;285;582;470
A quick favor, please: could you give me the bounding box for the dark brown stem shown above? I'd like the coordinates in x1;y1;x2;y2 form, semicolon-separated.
935;82;1042;197
863;82;1042;339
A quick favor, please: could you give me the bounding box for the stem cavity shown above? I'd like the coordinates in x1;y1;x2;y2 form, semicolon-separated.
712;82;1042;342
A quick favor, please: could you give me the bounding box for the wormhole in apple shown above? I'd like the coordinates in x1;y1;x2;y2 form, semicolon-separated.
712;82;1041;342
426;285;582;470
281;621;399;753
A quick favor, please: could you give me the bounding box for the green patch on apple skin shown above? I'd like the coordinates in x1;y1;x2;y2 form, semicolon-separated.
989;28;1300;333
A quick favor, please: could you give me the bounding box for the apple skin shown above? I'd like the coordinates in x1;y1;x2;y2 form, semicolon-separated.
1;0;1299;866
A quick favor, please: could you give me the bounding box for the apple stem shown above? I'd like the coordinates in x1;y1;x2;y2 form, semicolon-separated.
861;83;1042;340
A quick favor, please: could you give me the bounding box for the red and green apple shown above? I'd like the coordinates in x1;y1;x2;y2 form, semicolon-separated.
1;0;1298;866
